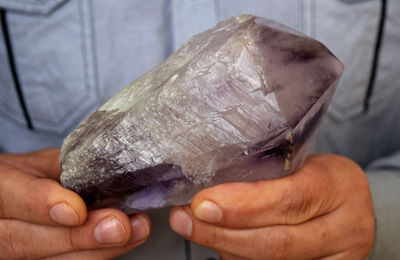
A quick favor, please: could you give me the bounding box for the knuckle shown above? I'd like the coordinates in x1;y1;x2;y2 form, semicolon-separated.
350;202;375;251
0;221;28;259
341;211;375;258
352;221;375;252
0;177;11;219
280;188;310;223
43;255;64;260
209;225;219;250
0;190;5;219
267;230;293;260
65;227;81;252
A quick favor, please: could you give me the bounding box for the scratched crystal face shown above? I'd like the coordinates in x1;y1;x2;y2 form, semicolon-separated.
60;15;343;213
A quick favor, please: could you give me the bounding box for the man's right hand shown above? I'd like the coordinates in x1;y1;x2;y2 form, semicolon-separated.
0;148;151;260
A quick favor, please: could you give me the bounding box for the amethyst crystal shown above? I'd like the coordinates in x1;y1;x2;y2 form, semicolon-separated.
60;15;343;213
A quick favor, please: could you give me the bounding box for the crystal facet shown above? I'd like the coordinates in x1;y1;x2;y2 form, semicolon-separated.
60;15;343;213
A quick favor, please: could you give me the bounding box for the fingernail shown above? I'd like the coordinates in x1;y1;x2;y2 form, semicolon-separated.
129;215;150;243
50;203;80;225
94;216;126;245
170;208;192;237
194;200;223;224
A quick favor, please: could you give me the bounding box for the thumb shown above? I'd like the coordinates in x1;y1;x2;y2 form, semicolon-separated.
190;155;347;229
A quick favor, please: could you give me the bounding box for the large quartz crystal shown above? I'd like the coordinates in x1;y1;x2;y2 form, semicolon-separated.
60;15;343;213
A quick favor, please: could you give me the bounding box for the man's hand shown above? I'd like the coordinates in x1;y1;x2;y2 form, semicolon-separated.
170;154;375;259
0;149;150;260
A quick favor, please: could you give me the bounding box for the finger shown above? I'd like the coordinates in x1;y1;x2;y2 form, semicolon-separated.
0;167;87;225
45;242;144;260
170;206;350;260
45;214;150;260
191;154;359;228
0;210;150;260
218;250;251;260
0;148;61;179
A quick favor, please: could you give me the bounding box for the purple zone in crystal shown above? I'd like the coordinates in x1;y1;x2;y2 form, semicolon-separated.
85;137;294;214
60;15;343;213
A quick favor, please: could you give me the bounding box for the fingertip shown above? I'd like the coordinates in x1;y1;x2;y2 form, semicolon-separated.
190;184;231;224
191;182;245;214
169;206;193;237
129;214;151;244
89;208;132;246
191;185;218;210
48;187;88;226
193;200;223;224
49;202;81;226
67;192;88;225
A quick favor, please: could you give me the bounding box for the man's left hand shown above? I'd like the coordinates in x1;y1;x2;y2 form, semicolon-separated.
170;154;375;260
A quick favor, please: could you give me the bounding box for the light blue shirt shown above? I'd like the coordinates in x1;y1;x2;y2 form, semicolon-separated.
0;0;399;259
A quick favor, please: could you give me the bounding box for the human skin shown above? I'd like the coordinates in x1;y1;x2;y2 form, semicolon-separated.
0;149;151;260
0;149;375;259
170;154;375;260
